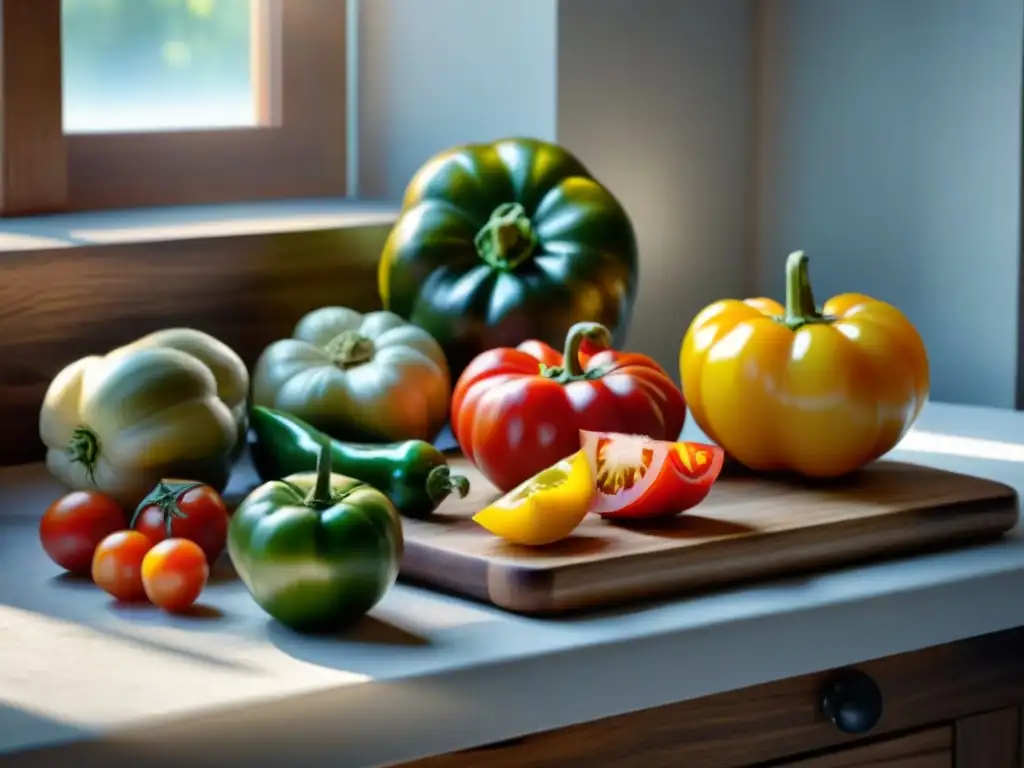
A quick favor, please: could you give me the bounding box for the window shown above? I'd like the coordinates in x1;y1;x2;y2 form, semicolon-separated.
0;0;348;214
63;0;258;133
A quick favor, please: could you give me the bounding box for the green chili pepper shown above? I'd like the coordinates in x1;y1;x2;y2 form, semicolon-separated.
248;405;469;519
228;439;403;633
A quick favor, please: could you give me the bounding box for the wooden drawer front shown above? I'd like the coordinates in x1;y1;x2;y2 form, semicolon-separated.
782;727;952;768
398;628;1024;768
954;708;1020;768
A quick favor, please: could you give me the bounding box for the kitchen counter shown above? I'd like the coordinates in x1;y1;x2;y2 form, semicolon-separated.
2;401;1024;768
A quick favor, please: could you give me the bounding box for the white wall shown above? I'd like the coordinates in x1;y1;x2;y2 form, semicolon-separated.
356;0;557;199
757;0;1023;407
357;0;1024;405
557;0;755;378
357;0;755;378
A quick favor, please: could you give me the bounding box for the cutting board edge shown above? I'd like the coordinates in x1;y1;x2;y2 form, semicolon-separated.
401;490;1019;616
518;496;1020;615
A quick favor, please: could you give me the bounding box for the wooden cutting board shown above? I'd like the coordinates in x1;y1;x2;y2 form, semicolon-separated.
399;456;1020;616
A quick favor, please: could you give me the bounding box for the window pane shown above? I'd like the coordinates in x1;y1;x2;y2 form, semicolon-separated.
62;0;260;134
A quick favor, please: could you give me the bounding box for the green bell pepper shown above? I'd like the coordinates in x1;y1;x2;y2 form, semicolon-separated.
378;137;639;378
228;440;403;632
248;405;469;520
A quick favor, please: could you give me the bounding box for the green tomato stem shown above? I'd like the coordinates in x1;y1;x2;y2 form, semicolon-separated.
540;321;613;383
780;251;834;331
425;465;470;505
325;331;375;367
130;480;204;535
306;440;335;511
474;202;537;272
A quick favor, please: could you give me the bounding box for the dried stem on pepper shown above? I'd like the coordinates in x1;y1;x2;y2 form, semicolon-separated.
540;321;613;383
306;440;336;511
780;250;835;330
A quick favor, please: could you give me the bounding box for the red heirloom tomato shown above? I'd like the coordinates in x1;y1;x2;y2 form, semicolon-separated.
451;322;687;492
581;430;725;520
40;491;127;575
132;481;229;564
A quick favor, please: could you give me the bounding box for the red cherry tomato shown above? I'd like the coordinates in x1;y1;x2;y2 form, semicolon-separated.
142;538;209;613
40;491;127;575
581;430;725;520
92;531;153;602
132;481;229;564
451;322;686;492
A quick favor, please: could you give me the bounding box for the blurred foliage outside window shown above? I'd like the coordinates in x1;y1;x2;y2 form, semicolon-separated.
62;0;257;133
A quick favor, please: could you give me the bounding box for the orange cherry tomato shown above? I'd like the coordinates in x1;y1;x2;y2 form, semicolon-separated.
91;530;153;602
40;491;127;575
141;538;209;613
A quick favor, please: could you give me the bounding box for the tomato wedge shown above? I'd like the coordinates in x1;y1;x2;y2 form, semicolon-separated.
580;430;725;519
473;450;595;546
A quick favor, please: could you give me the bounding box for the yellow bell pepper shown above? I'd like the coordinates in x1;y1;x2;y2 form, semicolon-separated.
680;251;929;478
473;450;595;546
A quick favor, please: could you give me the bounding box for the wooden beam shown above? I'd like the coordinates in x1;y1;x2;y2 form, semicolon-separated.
0;0;67;214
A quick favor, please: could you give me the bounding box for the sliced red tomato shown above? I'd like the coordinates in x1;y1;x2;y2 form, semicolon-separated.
580;430;725;519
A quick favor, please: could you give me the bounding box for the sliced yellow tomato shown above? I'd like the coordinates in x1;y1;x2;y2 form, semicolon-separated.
473;450;595;546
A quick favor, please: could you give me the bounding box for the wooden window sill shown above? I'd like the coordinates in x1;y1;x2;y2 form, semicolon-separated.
0;197;398;466
0;198;397;252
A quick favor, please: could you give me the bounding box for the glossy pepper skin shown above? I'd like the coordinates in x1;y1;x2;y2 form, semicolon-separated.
248;405;469;520
378;137;639;380
680;251;930;478
228;442;403;632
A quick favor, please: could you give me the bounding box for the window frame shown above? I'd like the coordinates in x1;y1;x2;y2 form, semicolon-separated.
0;0;348;215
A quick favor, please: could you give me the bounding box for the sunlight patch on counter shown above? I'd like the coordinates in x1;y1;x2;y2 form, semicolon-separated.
897;430;1024;463
373;589;499;633
0;605;369;728
0;231;75;252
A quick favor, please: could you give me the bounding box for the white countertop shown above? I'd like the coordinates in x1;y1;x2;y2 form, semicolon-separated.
2;401;1024;767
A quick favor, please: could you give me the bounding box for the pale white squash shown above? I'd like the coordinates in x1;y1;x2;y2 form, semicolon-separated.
252;307;450;442
111;328;250;454
39;347;237;509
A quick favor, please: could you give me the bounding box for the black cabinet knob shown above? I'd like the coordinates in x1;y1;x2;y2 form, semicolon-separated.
821;669;883;734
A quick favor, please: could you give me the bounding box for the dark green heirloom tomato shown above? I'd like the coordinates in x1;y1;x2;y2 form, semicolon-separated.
228;441;403;633
378;137;639;379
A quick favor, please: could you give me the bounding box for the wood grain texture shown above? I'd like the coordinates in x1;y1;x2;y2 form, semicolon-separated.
782;727;952;768
0;224;389;467
0;0;67;214
955;707;1020;768
396;627;1024;768
401;457;1019;615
